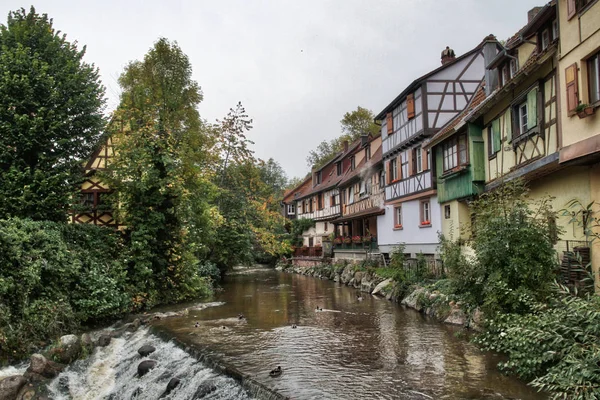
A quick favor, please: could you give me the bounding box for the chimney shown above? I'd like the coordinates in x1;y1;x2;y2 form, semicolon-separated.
441;46;456;65
528;6;542;23
482;35;500;96
343;140;348;152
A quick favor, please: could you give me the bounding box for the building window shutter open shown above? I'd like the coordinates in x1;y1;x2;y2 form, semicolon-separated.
386;112;393;134
565;63;579;115
567;0;577;19
386;160;391;185
492;119;501;153
407;150;414;177
527;88;538;129
504;111;512;142
407;93;415;119
421;148;428;170
397;155;403;180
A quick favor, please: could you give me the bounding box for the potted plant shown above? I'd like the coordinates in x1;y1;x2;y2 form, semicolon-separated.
420;220;431;226
576;103;595;118
334;236;343;245
362;235;372;243
343;237;352;244
352;235;362;244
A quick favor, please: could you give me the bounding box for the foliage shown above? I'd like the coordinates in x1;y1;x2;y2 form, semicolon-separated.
0;218;130;361
103;38;213;307
0;7;106;221
475;284;600;399
289;218;315;247
306;106;379;168
440;180;558;314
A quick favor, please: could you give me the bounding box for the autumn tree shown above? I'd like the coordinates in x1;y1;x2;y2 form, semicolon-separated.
105;38;214;306
0;7;106;221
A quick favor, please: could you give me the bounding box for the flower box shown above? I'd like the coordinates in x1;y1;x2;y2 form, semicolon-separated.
352;236;362;244
576;105;595;119
333;237;343;245
343;237;352;244
420;220;431;226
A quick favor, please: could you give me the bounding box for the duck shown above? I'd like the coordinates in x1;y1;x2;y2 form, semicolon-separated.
238;313;245;320
315;306;322;312
269;366;282;377
194;322;199;328
357;294;363;301
292;324;297;329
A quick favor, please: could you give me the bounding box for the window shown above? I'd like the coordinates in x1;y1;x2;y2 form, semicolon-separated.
390;158;398;181
443;133;469;172
501;65;509;86
513;87;538;136
336;162;342;176
287;204;295;215
324;222;328;232
552;19;558;41
82;192;95;208
365;145;371;161
330;194;337;207
568;0;593;19
394;205;403;228
588;52;600;104
458;134;468;165
488;119;501;156
420;200;431;226
541;29;550;50
315;171;322;185
444;205;451;219
416;146;423;173
317;193;324;210
510;58;518;78
350;156;356;171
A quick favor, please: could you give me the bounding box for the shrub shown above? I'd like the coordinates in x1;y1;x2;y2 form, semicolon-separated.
475;284;600;399
198;261;222;284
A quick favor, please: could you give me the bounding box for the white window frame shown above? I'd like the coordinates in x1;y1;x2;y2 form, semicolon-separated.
394;205;403;228
390;158;398;181
519;102;528;135
421;200;431;225
287;204;295;215
589;52;600;104
416;147;423;173
541;29;550;50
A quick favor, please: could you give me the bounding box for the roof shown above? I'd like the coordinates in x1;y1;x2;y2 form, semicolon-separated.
338;146;382;187
282;175;312;203
375;35;497;120
424;81;487;149
521;2;555;39
298;138;363;199
466;43;557;123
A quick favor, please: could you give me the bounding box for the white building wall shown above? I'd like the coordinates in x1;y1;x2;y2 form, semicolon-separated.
377;195;442;257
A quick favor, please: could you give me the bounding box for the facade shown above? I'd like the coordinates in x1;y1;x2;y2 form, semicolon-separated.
424;83;487;242
555;0;600;278
333;135;384;260
281;176;312;221
72;136;118;227
375;36;500;257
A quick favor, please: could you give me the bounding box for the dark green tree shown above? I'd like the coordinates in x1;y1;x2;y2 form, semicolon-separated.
0;7;106;221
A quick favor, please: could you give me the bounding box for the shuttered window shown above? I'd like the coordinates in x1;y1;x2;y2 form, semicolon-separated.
386;112;393;134
567;0;577;19
488;119;501;155
407;93;415;119
527;87;538;129
396;155;403;180
565;63;579;115
407;149;414;176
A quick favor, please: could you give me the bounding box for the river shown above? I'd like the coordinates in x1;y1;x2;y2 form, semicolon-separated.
147;266;545;400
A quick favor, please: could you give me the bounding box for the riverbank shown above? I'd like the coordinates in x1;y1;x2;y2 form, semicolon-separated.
279;262;484;331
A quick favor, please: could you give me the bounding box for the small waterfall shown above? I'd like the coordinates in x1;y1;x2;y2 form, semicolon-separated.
47;328;255;400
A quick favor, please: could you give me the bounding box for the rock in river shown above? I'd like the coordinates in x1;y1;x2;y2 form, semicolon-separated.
0;375;27;400
138;360;158;377
138;345;156;357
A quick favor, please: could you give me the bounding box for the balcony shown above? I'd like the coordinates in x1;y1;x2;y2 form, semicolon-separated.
292;246;323;258
333;237;378;252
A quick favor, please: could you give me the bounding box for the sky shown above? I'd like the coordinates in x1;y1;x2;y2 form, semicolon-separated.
1;0;545;179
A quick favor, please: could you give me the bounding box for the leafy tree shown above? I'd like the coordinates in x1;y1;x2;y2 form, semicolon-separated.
340;106;380;137
306;106;379;168
104;38;213;307
0;7;106;221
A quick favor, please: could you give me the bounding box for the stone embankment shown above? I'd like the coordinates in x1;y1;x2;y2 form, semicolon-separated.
280;263;484;331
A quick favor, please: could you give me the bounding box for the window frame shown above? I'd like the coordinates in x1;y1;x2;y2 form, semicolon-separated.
287;204;295;215
444;205;451;219
365;145;371;161
420;199;431;227
442;132;469;173
541;29;550;51
336;161;342;176
350;156;356;171
511;84;540;138
394;205;403;229
588;51;600;105
416;146;423;174
390;157;398;182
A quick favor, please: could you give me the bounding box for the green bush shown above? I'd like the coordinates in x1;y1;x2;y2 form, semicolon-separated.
475;285;600;399
198;261;222;284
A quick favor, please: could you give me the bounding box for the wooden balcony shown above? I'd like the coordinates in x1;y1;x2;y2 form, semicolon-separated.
292;246;323;258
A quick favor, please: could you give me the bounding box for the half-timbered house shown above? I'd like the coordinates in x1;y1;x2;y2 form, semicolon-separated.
375;36;500;257
333;135;384;260
72;135;118;227
281;176;312;221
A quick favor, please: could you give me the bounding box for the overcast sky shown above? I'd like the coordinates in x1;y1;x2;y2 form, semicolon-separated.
2;0;544;179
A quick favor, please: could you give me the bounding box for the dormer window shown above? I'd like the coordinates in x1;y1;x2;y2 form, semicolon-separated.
541;29;550;51
510;58;518;78
350;156;356;170
365;145;371;161
315;171;322;185
336;161;342;176
552;19;558;41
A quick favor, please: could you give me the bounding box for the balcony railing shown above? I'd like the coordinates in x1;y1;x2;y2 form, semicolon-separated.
292;246;323;258
333;237;378;252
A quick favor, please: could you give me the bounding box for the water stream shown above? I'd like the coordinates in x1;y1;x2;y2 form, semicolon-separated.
2;266;546;399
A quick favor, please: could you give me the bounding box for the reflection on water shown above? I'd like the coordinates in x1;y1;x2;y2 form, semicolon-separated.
154;266;546;400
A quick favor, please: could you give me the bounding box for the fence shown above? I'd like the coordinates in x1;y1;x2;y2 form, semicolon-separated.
292;246;323;258
401;258;446;281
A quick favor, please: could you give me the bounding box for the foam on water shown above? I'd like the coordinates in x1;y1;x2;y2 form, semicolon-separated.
47;328;253;400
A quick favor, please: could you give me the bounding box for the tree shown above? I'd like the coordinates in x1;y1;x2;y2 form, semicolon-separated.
0;7;106;221
105;38;213;307
340;106;380;137
306;106;379;168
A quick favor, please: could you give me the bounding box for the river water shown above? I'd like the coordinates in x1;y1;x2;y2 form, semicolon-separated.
148;266;545;400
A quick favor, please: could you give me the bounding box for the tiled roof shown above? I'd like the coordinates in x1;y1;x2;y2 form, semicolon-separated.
282;175;312;203
424;81;486;149
338;146;382;187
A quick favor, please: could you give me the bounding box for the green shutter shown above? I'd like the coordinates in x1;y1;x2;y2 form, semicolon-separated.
527;88;538;129
492;119;501;153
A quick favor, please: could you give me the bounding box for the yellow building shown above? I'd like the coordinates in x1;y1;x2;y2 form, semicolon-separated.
556;0;600;283
71;135;118;227
463;2;594;281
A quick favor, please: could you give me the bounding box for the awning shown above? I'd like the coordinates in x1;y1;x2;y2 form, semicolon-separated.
331;207;385;224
